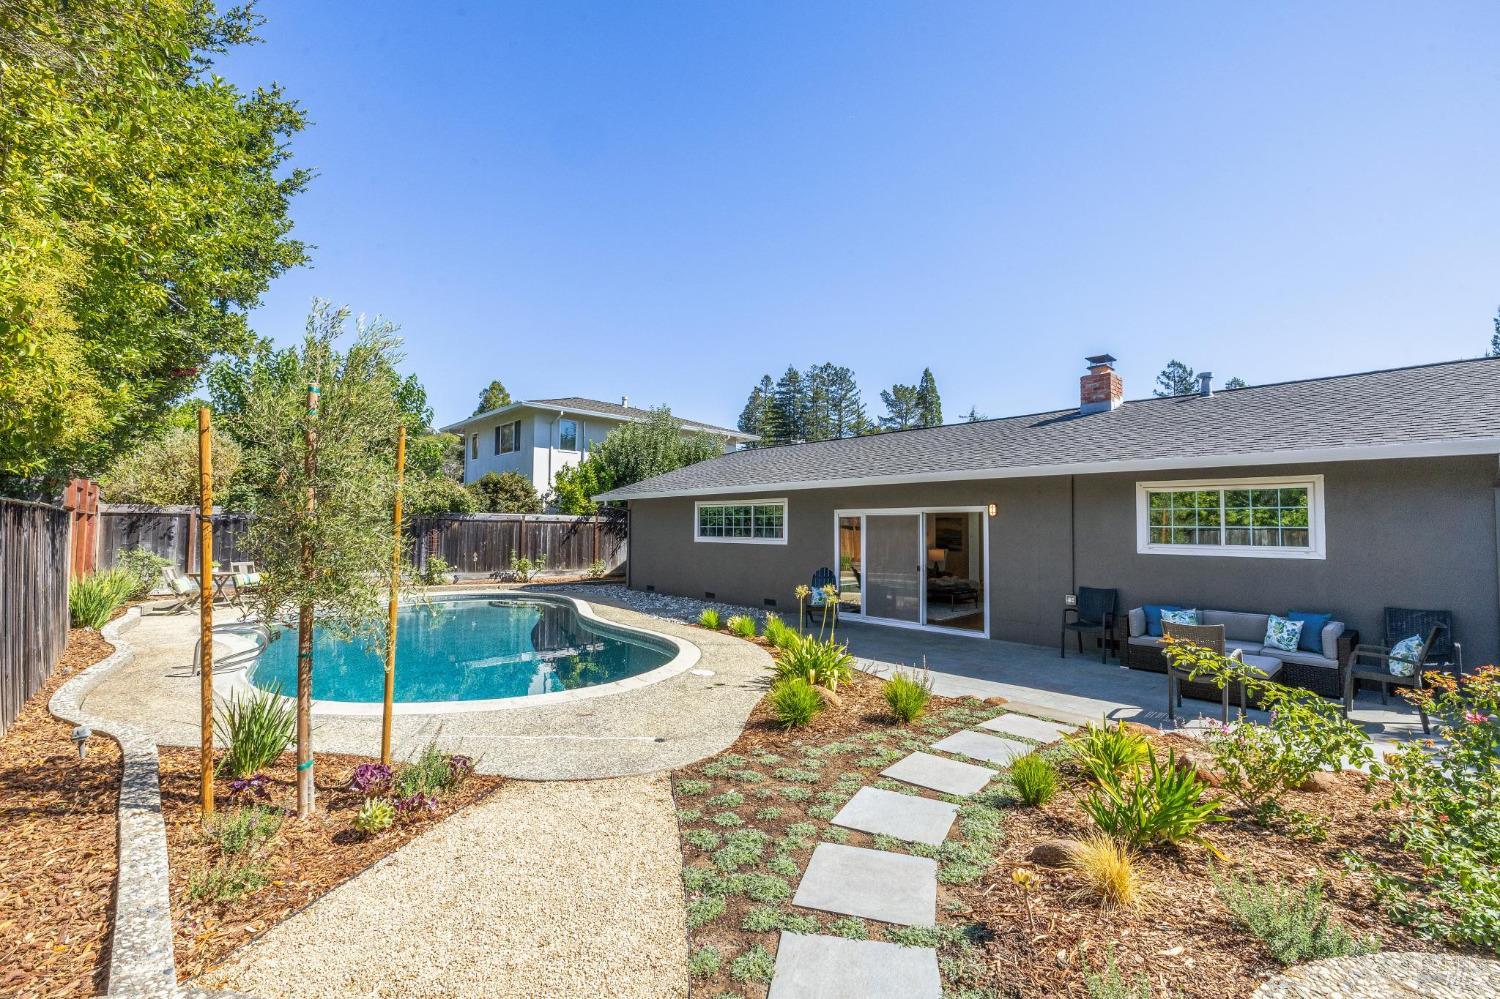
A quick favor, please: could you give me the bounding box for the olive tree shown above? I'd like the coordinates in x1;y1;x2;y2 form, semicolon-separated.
229;301;405;815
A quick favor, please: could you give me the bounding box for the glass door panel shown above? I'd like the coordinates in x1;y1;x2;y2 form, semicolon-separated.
864;514;921;623
837;516;863;613
923;511;984;631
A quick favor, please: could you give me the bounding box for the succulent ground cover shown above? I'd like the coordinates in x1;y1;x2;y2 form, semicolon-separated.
160;747;504;981
671;670;1013;998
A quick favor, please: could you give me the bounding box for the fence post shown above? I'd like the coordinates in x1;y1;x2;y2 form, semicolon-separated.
64;478;100;579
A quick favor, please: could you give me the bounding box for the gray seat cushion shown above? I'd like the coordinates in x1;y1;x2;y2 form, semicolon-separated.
1127;634;1163;648
1202;609;1271;644
1225;639;1263;657
1238;653;1284;678
1261;647;1339;671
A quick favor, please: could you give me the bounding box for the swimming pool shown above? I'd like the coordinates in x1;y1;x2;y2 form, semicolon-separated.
247;594;686;711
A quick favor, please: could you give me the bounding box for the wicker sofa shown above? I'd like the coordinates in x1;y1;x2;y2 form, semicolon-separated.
1124;607;1357;699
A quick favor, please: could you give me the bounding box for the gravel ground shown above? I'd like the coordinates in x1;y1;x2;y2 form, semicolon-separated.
85;585;771;780
198;774;690;999
1252;952;1500;999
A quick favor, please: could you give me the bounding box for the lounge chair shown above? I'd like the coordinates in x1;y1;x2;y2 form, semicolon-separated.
807;567;837;607
228;561;261;614
1060;586;1117;663
1342;623;1444;734
155;566;200;614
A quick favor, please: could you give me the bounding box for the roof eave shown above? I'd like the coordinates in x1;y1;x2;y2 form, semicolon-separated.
595;437;1500;502
441;400;753;440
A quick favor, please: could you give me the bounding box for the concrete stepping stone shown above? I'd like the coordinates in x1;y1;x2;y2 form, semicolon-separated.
792;843;936;926
831;787;958;846
769;932;940;999
931;729;1032;766
882;751;996;797
996;697;1097;729
979;713;1076;743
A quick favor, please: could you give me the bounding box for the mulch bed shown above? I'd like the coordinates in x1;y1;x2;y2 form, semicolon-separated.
0;626;122;999
672;655;1459;999
161;749;505;982
960;733;1446;998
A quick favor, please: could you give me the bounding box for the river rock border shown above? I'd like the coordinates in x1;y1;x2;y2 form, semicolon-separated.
48;607;182;997
1252;952;1500;999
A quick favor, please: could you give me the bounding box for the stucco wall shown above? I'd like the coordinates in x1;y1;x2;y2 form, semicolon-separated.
625;455;1500;662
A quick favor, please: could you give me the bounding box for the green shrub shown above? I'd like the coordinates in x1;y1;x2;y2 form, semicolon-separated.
585;558;609;579
213;683;295;779
414;554;453;586
69;568;135;628
687;945;723;978
1066;721;1151;783
1009;754;1059;806
390;742;466;798
728;943;775;983
883;667;933;723
1082;748;1225;851
827;916;868;939
1212;869;1375;964
774;635;855;691
115;547;172;598
1082;946;1155;999
707;790;744;808
1360;664;1500;949
769;677;824;728
187;860;269;902
211;806;281;854
687;894;727;928
698;608;722;630
726;614;758;639
354;797;396;834
675;778;711;796
684;828;722;850
508;549;546;582
762;613;797;650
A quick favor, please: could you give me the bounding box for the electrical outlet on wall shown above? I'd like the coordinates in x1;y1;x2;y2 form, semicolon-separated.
1064;593;1077;607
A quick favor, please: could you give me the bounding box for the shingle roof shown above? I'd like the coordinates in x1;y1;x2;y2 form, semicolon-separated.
597;357;1500;501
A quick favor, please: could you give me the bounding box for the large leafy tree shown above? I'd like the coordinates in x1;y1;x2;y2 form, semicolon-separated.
0;1;311;494
230;302;405;815
469;471;543;514
98;426;241;505
553;408;724;514
879;382;921;430
473;379;512;415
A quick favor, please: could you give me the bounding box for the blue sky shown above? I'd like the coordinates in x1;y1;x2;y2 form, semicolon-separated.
218;2;1500;431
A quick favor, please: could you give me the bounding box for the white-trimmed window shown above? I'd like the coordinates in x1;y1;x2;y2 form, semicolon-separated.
495;420;521;455
1136;475;1325;559
558;419;578;451
695;499;788;545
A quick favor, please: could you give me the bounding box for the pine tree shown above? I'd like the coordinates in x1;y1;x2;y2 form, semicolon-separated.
1490;306;1500;357
879;383;921;430
737;374;777;445
963;406;988;422
803;364;835;443
914;368;943;426
1224;377;1247;390
802;363;866;441
1154;360;1196;397
770;366;807;444
473;380;512;415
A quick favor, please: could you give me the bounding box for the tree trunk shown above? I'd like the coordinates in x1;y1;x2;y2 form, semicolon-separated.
297;382;319;818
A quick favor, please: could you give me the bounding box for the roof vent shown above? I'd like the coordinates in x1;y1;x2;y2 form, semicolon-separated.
621;395;629;408
1080;354;1123;415
1197;372;1214;397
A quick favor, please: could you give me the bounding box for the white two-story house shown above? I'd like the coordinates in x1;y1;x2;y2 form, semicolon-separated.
440;396;756;493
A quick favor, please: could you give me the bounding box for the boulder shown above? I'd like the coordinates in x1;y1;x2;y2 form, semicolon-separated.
1118;721;1158;738
1297;771;1341;793
1028;838;1084;868
816;686;843;709
983;696;1009;707
1174;757;1223;788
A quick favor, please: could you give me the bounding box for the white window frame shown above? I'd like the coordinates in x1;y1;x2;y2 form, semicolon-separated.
694;498;788;545
558;418;579;452
496;420;521;455
1135;474;1326;560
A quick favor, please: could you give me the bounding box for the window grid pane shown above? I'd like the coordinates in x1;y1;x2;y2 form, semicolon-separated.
1147;483;1312;552
698;502;785;541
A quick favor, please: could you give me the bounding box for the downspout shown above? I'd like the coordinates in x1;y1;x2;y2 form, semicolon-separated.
548;410;563;494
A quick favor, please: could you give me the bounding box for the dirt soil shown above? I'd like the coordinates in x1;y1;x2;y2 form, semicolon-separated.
0;627;122;999
672;663;1460;999
161;748;504;982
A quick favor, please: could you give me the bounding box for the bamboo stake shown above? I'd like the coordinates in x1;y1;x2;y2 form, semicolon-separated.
382;426;405;765
296;382;319;818
198;408;214;823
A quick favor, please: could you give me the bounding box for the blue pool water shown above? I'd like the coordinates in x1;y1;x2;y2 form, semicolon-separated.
249;597;674;704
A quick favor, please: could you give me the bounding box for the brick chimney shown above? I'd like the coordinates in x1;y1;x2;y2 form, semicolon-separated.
1080;354;1123;415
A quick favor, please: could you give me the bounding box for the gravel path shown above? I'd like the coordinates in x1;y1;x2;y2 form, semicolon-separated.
199;774;690;999
1253;952;1500;998
87;585;770;780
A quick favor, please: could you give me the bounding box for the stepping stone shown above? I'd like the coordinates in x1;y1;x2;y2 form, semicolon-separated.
996;698;1098;729
931;729;1031;766
832;787;958;846
793;843;936;926
979;713;1076;743
882;751;995;797
769;932;940;999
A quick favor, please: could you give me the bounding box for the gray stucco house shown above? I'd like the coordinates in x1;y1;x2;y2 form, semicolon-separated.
597;355;1500;670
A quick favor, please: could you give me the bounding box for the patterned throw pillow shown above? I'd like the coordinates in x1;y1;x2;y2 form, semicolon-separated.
1159;608;1200;627
170;575;194;595
1264;615;1304;653
1388;634;1424;677
234;571;261;587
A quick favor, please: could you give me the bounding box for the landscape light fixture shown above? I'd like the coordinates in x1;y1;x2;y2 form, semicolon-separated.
70;725;92;759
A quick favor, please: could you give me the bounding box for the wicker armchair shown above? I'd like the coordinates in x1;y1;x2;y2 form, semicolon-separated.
1342;623;1443;735
1163;623;1234;723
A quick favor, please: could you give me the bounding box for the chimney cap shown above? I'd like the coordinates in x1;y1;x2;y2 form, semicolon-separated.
1085;353;1117;367
1197;371;1214;397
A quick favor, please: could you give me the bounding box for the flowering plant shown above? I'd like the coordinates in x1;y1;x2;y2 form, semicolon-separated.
350;762;394;795
395;792;439;818
1358;664;1500;948
228;773;270;800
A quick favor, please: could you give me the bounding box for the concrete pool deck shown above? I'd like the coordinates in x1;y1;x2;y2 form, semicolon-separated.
84;586;771;780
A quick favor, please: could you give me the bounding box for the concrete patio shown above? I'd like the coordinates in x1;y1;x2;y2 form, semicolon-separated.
834;618;1430;754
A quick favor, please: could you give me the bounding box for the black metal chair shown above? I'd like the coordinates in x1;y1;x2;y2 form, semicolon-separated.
1342;624;1443;734
1061;586;1117;663
1384;608;1460;671
808;567;838;607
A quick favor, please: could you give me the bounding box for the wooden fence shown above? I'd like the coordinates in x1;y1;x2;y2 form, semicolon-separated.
1;499;71;736
96;504;253;574
410;512;627;576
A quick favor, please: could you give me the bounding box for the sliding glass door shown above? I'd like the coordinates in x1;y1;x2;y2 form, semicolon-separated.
863;514;922;623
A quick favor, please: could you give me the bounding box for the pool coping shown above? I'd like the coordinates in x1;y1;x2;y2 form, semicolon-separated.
227;590;703;717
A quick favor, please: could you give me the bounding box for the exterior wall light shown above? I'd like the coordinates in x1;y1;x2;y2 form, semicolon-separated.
987;503;997;517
